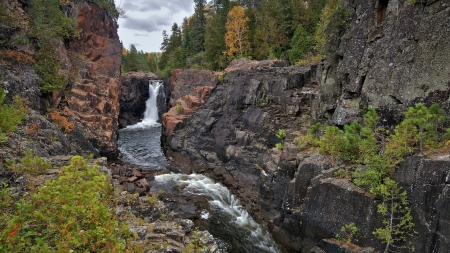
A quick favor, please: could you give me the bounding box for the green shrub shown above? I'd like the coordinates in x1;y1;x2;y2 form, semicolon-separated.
296;123;321;150
276;129;287;150
175;103;184;113
28;0;81;93
314;0;350;56
0;3;12;26
7;149;51;176
340;222;359;243
371;178;416;252
0;88;27;143
183;228;207;253
0;156;131;252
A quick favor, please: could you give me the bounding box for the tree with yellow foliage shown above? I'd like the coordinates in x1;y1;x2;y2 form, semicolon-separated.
224;6;250;58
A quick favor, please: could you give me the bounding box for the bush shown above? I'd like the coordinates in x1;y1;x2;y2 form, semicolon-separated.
7;149;51;176
314;0;350;56
0;156;131;252
92;0;120;24
276;129;287;150
0;88;27;143
50;111;75;133
175;103;183;113
340;222;359;243
28;0;81;93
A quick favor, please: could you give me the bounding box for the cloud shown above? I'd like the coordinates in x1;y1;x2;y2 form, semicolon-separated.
133;33;149;37
122;16;171;33
120;0;192;13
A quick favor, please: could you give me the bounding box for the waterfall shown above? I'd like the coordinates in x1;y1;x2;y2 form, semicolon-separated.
153;174;281;253
118;80;167;169
126;80;163;129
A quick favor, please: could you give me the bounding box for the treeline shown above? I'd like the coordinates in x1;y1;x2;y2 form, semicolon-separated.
158;0;349;76
121;44;161;74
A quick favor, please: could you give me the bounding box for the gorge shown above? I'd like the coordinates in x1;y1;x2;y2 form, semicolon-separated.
0;0;449;252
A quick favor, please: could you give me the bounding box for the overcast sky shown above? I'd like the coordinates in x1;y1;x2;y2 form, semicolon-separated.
114;0;194;53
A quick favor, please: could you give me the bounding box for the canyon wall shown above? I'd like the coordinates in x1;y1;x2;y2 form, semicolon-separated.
162;0;450;252
0;0;122;164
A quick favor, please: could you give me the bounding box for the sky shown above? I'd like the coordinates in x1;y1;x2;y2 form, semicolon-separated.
114;0;194;53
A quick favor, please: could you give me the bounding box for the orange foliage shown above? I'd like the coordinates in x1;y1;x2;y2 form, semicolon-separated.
224;6;250;57
0;49;34;64
50;111;75;133
27;122;42;136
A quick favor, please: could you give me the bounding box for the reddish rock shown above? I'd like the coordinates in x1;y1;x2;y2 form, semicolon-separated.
137;178;150;191
163;70;219;136
169;69;218;102
127;176;138;182
63;2;122;158
131;168;143;178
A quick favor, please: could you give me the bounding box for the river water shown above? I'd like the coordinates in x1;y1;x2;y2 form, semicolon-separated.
118;81;280;253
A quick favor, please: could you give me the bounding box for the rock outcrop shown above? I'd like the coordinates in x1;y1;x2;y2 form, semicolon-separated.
0;1;123;159
162;69;218;136
321;0;450;126
63;1;122;158
162;1;450;250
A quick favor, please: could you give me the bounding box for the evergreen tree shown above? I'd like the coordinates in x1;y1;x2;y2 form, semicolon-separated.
126;44;139;72
289;24;311;64
180;17;193;67
204;0;230;69
191;0;207;53
158;23;182;76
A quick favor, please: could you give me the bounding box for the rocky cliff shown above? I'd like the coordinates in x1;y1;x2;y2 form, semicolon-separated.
65;0;122;158
162;1;450;252
0;0;122;159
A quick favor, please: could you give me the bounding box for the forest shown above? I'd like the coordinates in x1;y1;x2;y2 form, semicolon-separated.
121;0;349;76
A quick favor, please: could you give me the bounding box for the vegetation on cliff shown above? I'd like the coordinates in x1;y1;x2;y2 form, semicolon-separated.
299;104;449;251
0;88;27;143
28;0;81;93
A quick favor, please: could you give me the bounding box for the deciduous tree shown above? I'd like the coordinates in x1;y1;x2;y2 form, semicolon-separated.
225;6;250;58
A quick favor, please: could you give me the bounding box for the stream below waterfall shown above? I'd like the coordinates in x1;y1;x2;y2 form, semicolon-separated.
118;81;281;253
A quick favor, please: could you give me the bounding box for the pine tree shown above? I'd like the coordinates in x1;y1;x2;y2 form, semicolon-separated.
126;44;139;72
191;0;207;53
204;0;230;69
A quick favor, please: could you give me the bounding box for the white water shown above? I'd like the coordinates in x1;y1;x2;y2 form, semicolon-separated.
119;79;280;252
154;173;281;253
125;80;163;129
118;80;167;169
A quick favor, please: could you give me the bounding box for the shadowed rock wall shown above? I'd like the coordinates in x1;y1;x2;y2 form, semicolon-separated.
161;0;450;252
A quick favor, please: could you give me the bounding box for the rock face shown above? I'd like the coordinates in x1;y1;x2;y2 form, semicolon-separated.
63;1;122;158
394;155;450;253
162;1;450;251
321;0;450;126
163;63;325;250
162;69;218;136
0;0;109;163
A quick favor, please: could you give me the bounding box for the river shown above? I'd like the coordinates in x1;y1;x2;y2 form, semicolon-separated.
117;80;281;253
